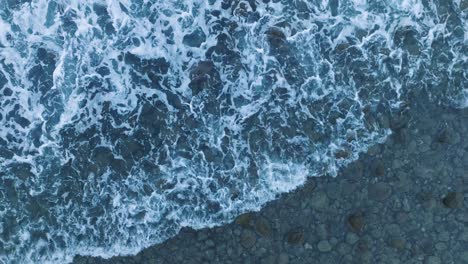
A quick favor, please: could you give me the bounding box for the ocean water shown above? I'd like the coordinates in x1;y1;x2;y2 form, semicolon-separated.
0;0;465;263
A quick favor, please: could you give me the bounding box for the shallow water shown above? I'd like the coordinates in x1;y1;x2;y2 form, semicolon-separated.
0;0;466;263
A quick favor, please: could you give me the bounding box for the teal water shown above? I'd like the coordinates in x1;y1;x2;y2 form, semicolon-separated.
0;0;466;263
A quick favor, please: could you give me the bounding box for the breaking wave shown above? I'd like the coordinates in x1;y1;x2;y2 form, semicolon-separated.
0;0;465;263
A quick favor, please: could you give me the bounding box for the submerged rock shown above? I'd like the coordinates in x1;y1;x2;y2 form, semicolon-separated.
189;60;221;95
183;27;206;47
265;27;287;51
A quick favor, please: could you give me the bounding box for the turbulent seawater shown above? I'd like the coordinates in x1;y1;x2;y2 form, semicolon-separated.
0;0;466;263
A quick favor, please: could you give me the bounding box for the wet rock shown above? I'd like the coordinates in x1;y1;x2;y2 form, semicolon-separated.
461;251;468;263
317;240;332;252
424;256;441;264
345;233;359;245
435;242;447;251
367;144;382;156
435;128;453;144
374;162;385;176
262;255;276;264
235;213;253;228
254;217;271;236
442;192;464;208
255;247;267;257
325;182;340;199
418;192;436;209
240;230;256;248
355;239;369;253
337;242;352;255
388;238;406;250
316;224;328;239
183;27;206;47
205;239;215;248
438;231;450;242
414;165;434;180
385;224;402;237
368;182;392;201
347;212;364;232
204;248;215;259
309;191;329;209
415;238;434;255
395;211;409;223
456;212;468;223
285;228;305;245
197;232;208;242
278;253;289;264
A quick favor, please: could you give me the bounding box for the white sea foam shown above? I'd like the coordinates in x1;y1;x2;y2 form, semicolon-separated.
0;0;465;263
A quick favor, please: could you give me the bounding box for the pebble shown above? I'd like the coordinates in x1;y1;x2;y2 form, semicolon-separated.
205;249;215;259
424;256;441;264
368;182;392;201
438;231;450;242
456;212;468;223
317;240;332;252
419;192;436;209
355;239;369;253
346;233;359;244
395;211;409;223
461;251;468;263
205;239;215;248
317;224;328;239
197;232;207;242
278;253;289;264
256;247;267;257
262;255;275;264
347;212;364;232
388;238;406;250
254;217;271;236
442;192;464;208
435;128;453;144
435;242;447;251
374;162;385;176
325;182;341;200
235;213;253;228
337;242;351;255
240;230;256;248
385;224;401;237
285;228;305;245
460;231;468;241
309;191;329;209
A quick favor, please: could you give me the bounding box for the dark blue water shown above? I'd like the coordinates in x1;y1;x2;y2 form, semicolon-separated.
0;0;466;263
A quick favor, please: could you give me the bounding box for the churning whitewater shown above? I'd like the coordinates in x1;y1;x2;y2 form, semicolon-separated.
0;0;466;263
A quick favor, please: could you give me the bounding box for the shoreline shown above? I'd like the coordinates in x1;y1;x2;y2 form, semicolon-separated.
75;95;468;263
